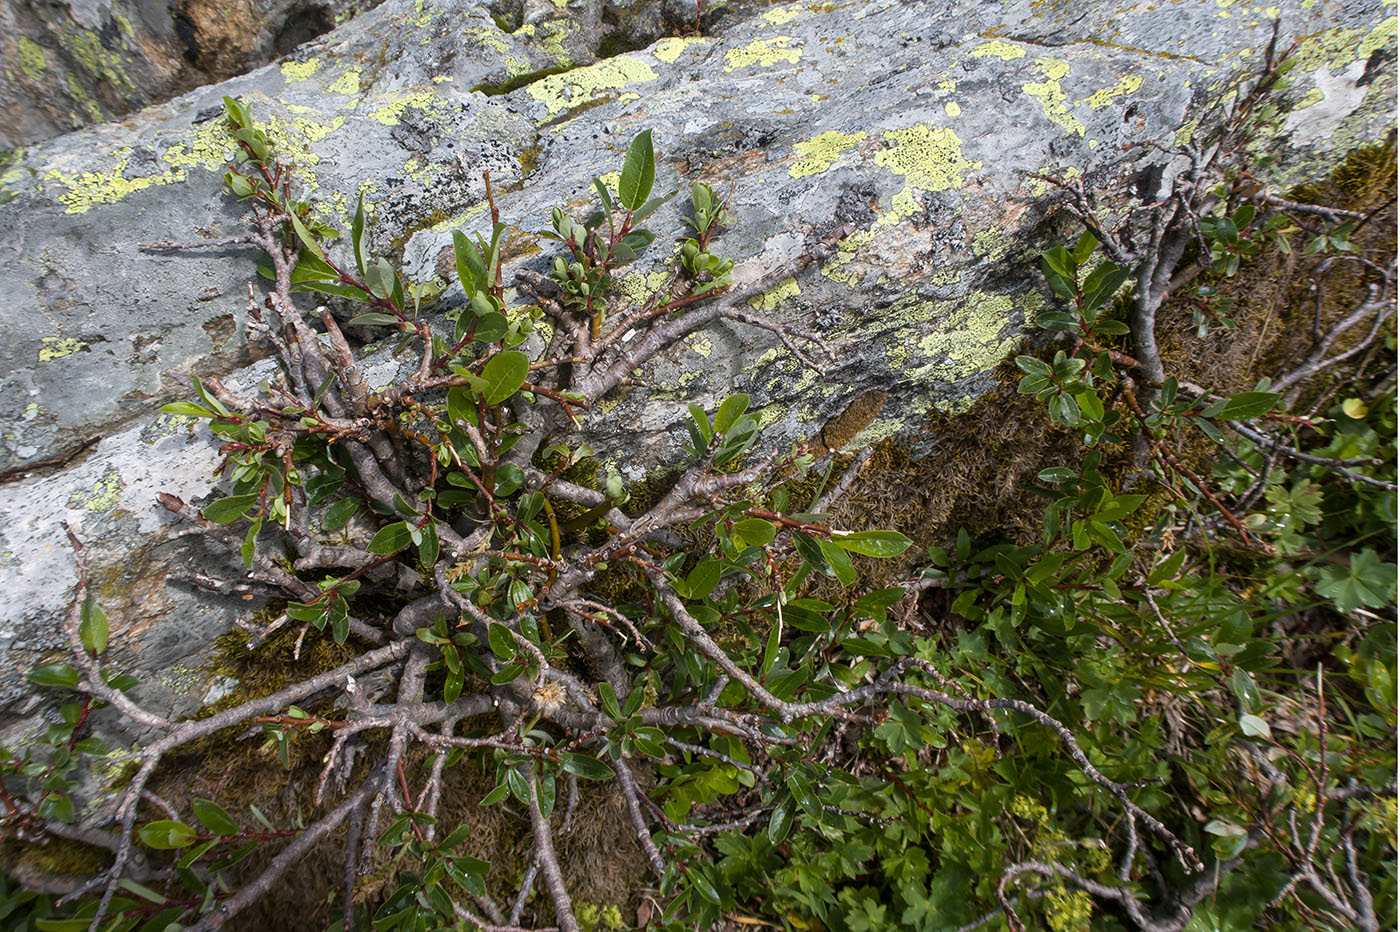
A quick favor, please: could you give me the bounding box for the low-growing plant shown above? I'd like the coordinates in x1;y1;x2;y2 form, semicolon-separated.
0;98;1216;932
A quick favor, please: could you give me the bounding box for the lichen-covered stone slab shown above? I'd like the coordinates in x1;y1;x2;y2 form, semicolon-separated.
0;0;1392;750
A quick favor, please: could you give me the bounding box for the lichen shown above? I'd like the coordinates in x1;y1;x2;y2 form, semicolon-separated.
328;67;362;97
526;56;658;117
1023;59;1086;136
747;276;801;311
652;36;708;64
38;336;87;361
17;37;47;81
67;466;123;513
723;37;802;72
788;130;866;179
369;90;437;126
873;123;980;193
762;3;804;25
1078;74;1142;110
971;39;1026;60
944;101;962;117
280;59;322;83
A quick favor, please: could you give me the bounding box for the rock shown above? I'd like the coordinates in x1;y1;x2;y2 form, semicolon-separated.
0;0;377;150
0;0;1393;752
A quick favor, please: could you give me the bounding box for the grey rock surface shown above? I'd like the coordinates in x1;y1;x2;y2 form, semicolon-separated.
0;0;1393;754
0;0;376;150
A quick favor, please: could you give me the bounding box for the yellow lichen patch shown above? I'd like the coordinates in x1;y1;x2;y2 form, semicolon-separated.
689;335;713;357
762;3;804;25
466;23;512;55
723;36;802;72
1078;74;1142;110
67;467;123;513
328;68;362;96
876;185;921;227
1023;59;1086;137
38;336;87;361
280;59;321;83
44;150;180;214
18;37;47;81
944;101;962;117
905;291;1018;383
429;202;489;233
873;123;981;192
820;228;874;285
971;39;1025;60
527;56;658;116
615;268;672;309
652;36;708;64
788;130;866;179
747;276;801;312
369;90;437;125
1174;117;1200;147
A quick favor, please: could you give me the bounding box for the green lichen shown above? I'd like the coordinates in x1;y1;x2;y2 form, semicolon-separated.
369;90;437;126
45;108;343;213
873;123;980;193
747;276;801;312
689;335;713;358
17;37;47;81
1174;116;1200;147
1023;59;1085;137
820;228;874;285
61;27;135;94
971;39;1025;60
875;291;1017;391
652;36;708;64
724;36;802;71
38;336;87;361
788;130;866;179
280;59;322;83
68;466;123;513
65;71;102;123
944;101;962;117
327;67;362;97
527;56;658;117
1078;74;1142;110
762;3;804;25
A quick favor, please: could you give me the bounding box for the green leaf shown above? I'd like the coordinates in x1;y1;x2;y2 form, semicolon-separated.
819;539;857;586
79;598;108;656
288;211;325;260
713;393;750;435
322;498;359;531
681;560;724;601
559;753;615;780
479;351;529;405
618;129;656;211
367;521;413;555
768;795;795;844
139;820;198;850
1239;714;1271;739
203;494;258;524
829;530;912;558
1210;391;1279;421
160;402;216;417
193;799;240;835
347;312;401;327
351;192;368;275
487;622;516;661
418;519;440;568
